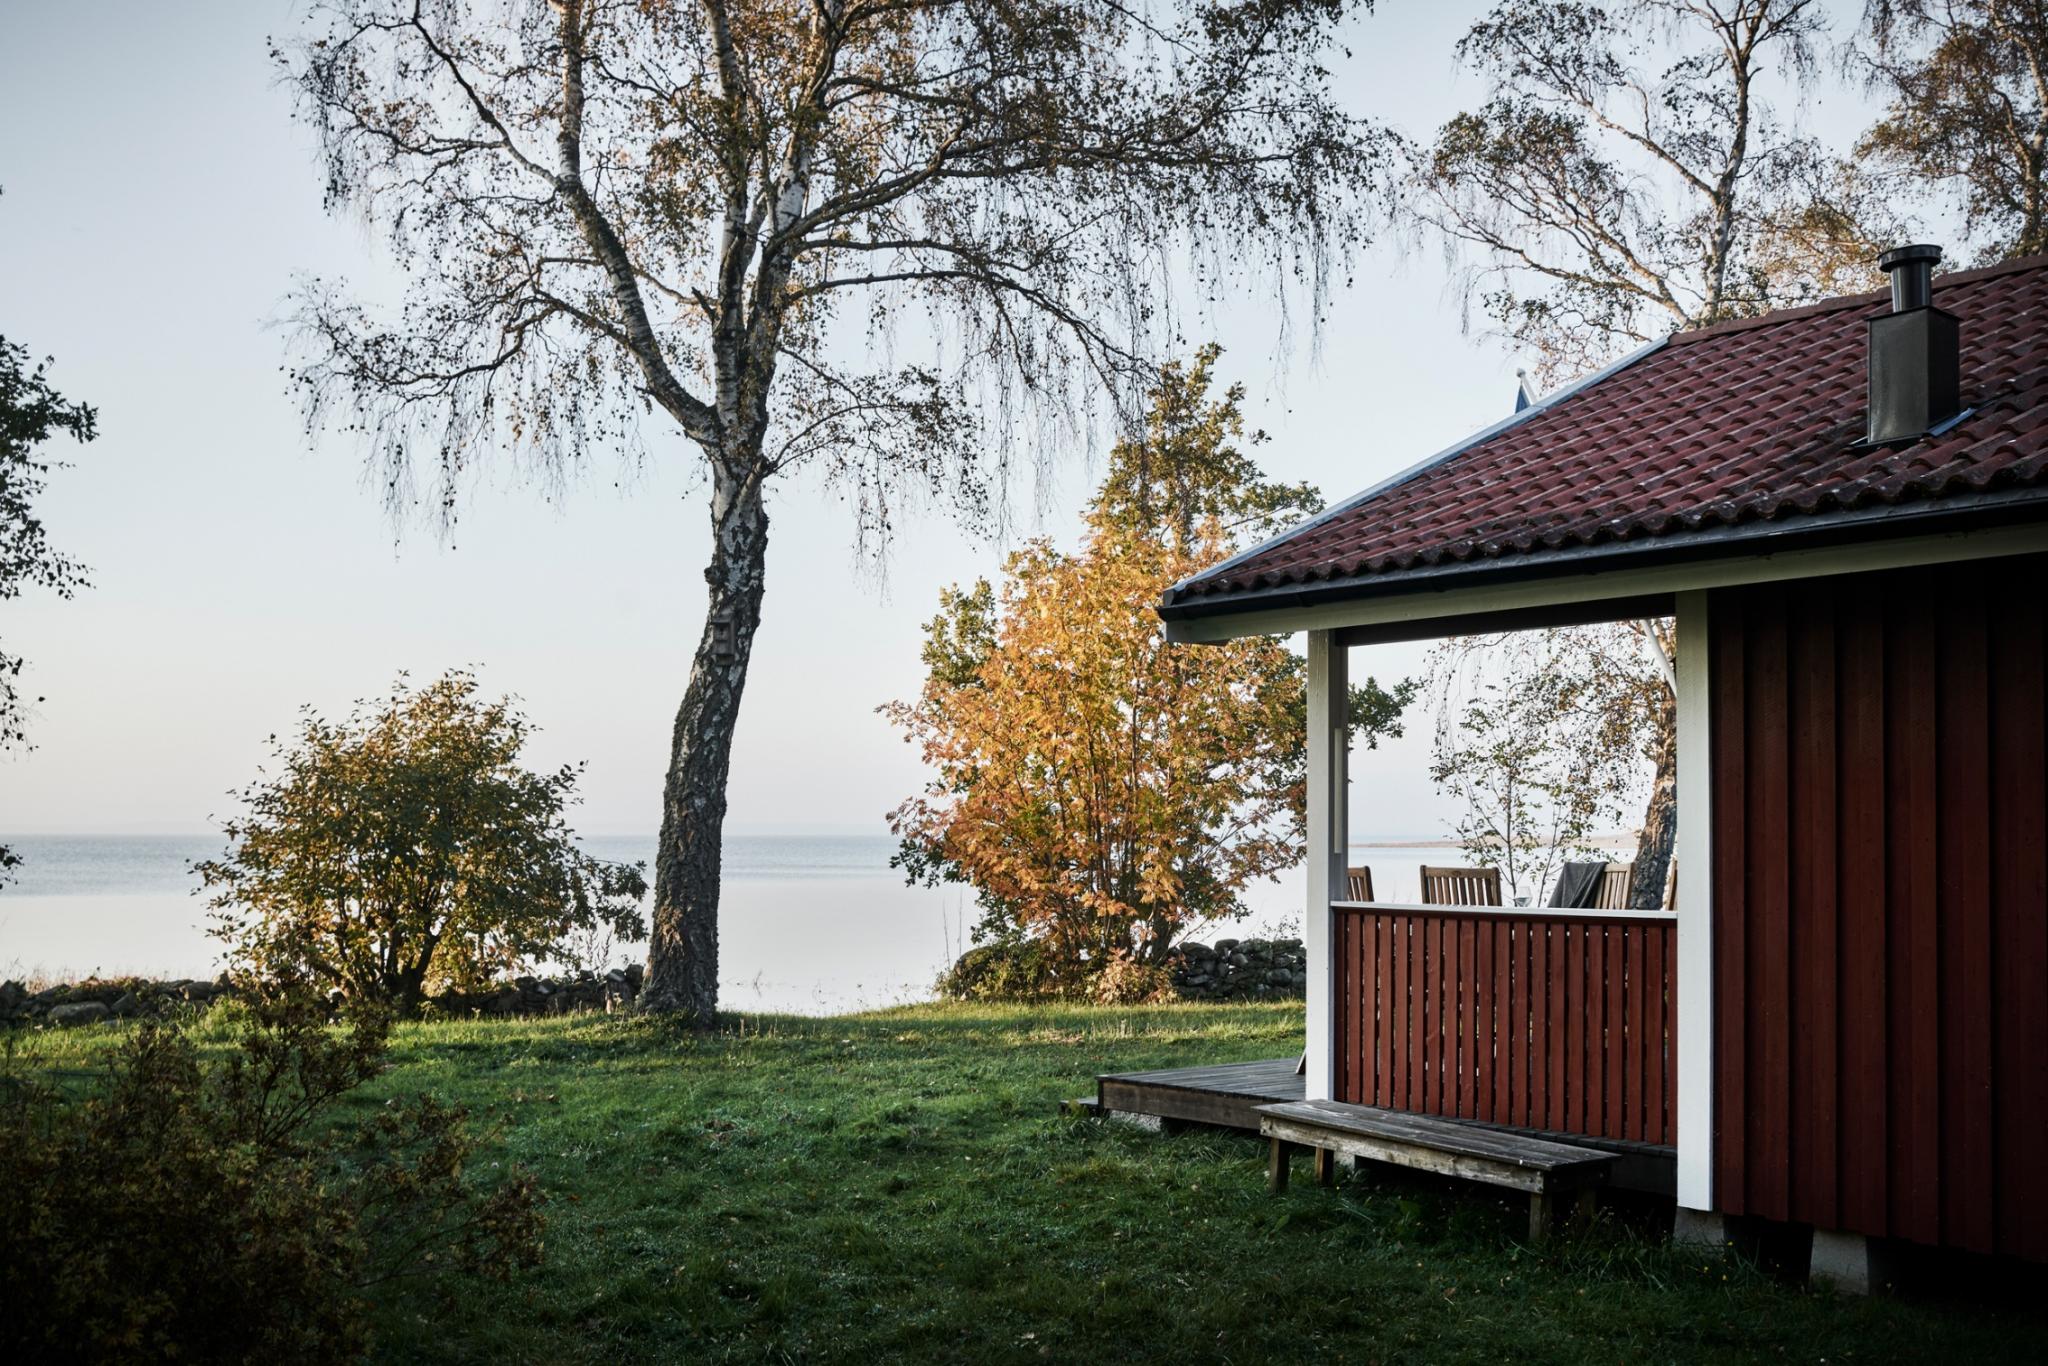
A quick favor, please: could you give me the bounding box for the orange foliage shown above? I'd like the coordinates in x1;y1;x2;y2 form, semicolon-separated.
883;349;1419;970
885;516;1306;965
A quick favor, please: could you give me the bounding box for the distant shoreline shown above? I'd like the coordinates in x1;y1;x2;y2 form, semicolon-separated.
0;834;1644;850
1349;833;1639;850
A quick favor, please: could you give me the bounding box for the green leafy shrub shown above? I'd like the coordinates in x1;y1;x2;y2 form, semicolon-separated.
936;939;1079;1001
936;939;1172;1003
200;670;646;1012
0;995;542;1363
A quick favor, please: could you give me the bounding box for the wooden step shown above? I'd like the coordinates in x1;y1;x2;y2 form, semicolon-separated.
1254;1098;1617;1241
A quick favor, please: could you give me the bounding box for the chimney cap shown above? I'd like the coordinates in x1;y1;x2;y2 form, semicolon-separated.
1866;243;1962;444
1878;243;1944;274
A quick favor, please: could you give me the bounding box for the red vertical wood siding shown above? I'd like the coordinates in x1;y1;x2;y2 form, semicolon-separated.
1331;906;1675;1145
1709;555;2048;1259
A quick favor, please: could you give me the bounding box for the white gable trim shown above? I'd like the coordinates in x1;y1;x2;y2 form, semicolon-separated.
1163;338;1672;599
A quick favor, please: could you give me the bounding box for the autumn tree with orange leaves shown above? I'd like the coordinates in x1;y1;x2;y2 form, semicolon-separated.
886;351;1413;990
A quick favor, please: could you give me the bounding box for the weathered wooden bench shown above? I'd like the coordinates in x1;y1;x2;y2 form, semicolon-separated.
1254;1098;1617;1242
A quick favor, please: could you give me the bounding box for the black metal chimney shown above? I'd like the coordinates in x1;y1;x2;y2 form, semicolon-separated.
1867;244;1961;445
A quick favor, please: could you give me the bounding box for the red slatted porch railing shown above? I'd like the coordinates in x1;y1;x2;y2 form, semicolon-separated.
1331;905;1677;1146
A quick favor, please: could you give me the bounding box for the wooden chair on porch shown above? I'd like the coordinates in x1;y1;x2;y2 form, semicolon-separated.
1593;862;1635;910
1420;864;1503;906
1579;859;1680;911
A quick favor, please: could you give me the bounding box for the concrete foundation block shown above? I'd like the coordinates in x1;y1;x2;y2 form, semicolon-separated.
1671;1206;1728;1253
1101;1109;1162;1133
1809;1229;1899;1296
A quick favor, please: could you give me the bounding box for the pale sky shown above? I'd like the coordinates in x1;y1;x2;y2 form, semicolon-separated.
0;1;1893;841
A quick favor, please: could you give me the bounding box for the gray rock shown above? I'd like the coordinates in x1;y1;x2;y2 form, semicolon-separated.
49;1001;111;1027
109;992;139;1018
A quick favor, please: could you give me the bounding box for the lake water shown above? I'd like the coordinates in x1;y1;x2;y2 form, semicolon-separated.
0;834;1471;1014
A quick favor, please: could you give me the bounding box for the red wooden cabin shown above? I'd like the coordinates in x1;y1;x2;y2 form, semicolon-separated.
1157;246;2048;1280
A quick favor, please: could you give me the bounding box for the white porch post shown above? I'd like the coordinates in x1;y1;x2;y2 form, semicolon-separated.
1674;590;1716;1215
1304;630;1347;1102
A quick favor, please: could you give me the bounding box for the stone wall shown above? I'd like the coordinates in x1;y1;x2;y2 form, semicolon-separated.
1167;937;1306;1001
0;976;240;1027
6;946;1299;1021
431;965;644;1016
0;966;648;1026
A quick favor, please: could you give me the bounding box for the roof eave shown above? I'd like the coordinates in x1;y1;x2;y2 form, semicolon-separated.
1156;485;2048;633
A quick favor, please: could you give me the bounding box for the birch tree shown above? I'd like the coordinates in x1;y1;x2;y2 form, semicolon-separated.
1406;0;1896;384
278;0;1386;1017
1399;1;1898;905
1856;0;2048;262
1427;622;1665;907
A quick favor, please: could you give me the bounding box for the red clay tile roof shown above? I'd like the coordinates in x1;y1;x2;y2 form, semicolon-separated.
1162;253;2048;617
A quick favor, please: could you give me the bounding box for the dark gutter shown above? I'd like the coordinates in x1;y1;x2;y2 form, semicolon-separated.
1155;484;2048;624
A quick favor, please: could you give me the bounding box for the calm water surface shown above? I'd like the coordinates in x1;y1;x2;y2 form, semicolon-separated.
0;834;1469;1013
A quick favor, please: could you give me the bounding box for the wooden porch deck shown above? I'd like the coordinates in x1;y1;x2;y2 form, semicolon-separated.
1087;1057;1304;1131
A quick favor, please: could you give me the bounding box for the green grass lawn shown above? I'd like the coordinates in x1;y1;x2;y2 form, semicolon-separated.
28;1001;2045;1362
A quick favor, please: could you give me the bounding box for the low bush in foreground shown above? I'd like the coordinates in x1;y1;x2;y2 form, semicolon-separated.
18;1000;2044;1363
1;997;542;1362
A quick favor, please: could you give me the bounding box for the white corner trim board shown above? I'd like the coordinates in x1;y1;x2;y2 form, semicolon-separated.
1303;631;1347;1104
1674;589;1714;1211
